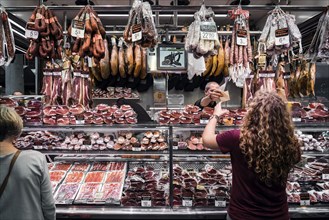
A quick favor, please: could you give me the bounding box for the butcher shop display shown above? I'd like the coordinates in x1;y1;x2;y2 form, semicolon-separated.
227;6;253;87
123;0;158;48
0;6;15;66
306;9;329;63
25;5;63;60
92;87;140;99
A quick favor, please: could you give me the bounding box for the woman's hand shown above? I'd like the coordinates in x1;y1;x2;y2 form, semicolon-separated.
213;102;229;116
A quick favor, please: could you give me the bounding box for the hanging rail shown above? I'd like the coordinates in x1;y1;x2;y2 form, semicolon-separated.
5;5;327;12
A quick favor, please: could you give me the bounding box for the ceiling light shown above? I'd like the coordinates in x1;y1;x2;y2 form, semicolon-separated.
12;29;26;39
9;19;25;32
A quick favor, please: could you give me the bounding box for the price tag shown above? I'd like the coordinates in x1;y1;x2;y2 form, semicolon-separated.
236;29;248;46
141;197;152;207
132;24;142;42
322;168;329;180
173;145;178;150
283;73;291;79
275;28;289;46
182;197;193;207
215;196;226;207
292;118;302;122
200;119;209;124
200;22;218;40
25;29;39;39
258;54;266;67
88;57;92;68
300;193;310;206
258;73;276;78
132;147;141;152
94;192;104;199
73;72;81;77
71;20;85;38
76;120;85;125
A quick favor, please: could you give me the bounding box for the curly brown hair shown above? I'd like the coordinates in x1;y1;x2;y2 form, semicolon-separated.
240;91;301;187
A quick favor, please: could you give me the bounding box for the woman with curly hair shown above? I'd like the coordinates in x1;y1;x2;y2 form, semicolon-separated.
202;91;301;220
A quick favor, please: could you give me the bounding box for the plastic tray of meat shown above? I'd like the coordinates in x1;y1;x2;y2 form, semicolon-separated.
95;183;123;204
90;162;110;171
109;162;126;171
64;171;85;184
71;163;91;172
51;162;72;171
74;183;103;204
54;183;80;204
49;170;67;183
84;172;106;183
105;171;125;183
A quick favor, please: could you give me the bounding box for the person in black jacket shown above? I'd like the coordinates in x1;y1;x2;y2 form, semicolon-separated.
116;98;153;124
194;81;223;109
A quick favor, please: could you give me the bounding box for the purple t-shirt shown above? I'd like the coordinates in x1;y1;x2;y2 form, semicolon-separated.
216;130;289;220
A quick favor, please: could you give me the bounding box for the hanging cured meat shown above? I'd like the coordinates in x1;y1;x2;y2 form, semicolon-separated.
0;6;15;66
228;6;253;88
25;5;63;60
124;0;158;48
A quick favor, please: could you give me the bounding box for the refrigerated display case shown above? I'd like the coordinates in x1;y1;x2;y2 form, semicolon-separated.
18;123;329;219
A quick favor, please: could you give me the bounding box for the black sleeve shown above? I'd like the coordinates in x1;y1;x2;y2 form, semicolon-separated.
194;97;203;109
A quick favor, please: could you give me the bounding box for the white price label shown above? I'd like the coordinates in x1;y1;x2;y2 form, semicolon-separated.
292;118;302;122
94;192;104;199
323;173;329;180
215;200;226;207
88;57;92;68
25;29;39;39
182;199;193;207
200;119;209;124
258;73;276;78
275;28;289;46
173;145;178;150
132;147;141;152
236;29;248;46
237;36;247;46
71;20;85;38
200;22;217;40
76;120;85;125
283;74;291;79
132;24;142;42
132;31;142;42
300;200;310;206
141;199;152;207
201;32;217;40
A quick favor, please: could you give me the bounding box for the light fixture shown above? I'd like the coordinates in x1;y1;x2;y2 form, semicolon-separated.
12;29;26;39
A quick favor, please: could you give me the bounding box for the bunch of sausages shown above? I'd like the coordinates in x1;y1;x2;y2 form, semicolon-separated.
123;0;157;48
68;6;106;62
228;8;253;88
25;5;63;60
0;7;15;66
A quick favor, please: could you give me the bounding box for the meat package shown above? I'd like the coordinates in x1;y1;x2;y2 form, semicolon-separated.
49;170;67;183
74;183;102;204
16;130;63;150
71;163;91;172
64;171;85;183
90;162;111;171
84;172;106;183
109;162;126;171
173;164;231;207
121;164;169;207
25;5;63;60
96;183;124;204
105;171;125;183
51;162;72;171
0;6;15;66
54;183;80;204
123;0;158;48
296;130;329;152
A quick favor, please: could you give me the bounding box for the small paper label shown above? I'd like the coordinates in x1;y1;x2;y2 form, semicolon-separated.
132;24;142;42
25;29;39;39
94;192;104;199
322;168;329;180
173;145;178;150
132;147;141;152
71;20;85;38
88;57;92;68
292;118;302;122
73;72;81;77
236;29;248;46
200;22;218;40
258;54;266;67
300;193;310;206
215;200;226;207
182;198;193;207
259;73;276;78
76;120;85;125
275;28;289;46
200;119;209;124
53;72;62;76
141;197;152;207
283;73;291;79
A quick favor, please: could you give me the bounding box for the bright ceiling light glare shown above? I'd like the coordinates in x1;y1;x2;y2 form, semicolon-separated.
8;19;26;31
12;29;26;39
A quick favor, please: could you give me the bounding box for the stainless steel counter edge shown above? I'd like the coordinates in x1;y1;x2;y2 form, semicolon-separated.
56;206;329;217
